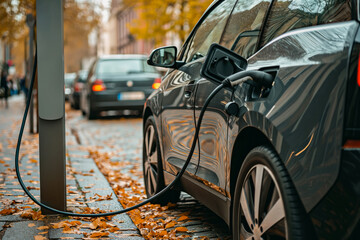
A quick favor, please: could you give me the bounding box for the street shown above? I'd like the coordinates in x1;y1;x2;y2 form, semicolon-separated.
0;95;231;239
66;103;232;239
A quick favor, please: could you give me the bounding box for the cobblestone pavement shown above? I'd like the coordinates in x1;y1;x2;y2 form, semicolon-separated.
67;109;232;239
0;95;231;239
0;96;142;239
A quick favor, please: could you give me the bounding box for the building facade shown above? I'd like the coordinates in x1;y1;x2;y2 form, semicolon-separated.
106;0;156;55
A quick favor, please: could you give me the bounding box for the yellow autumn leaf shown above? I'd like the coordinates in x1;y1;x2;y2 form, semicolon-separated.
178;216;189;221
165;221;176;229
69;221;82;226
34;235;47;240
89;231;109;238
175;227;188;232
29;159;38;163
37;226;49;230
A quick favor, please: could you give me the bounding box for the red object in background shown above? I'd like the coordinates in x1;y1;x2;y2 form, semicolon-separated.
7;60;13;66
343;140;360;149
92;79;106;92
152;78;161;90
74;82;83;92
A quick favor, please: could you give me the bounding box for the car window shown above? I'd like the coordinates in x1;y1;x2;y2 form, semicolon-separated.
64;73;76;87
260;0;352;47
182;0;236;63
220;0;271;59
143;61;158;73
78;70;89;82
97;59;157;77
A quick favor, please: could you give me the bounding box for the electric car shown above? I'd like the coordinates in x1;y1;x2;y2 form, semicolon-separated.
142;0;360;239
80;55;161;119
70;69;88;110
64;72;76;101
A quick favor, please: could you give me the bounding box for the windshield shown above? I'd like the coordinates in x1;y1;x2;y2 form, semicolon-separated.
97;59;158;76
78;70;88;82
64;73;76;87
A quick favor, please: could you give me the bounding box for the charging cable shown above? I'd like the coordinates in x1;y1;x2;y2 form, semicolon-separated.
15;51;228;217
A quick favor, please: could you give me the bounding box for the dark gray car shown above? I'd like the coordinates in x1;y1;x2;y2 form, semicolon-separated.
80;55;161;119
143;0;360;239
69;69;88;110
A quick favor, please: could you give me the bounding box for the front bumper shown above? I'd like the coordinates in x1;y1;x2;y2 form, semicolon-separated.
92;99;146;111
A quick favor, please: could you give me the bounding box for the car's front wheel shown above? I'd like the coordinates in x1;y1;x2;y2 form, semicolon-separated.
232;146;310;240
143;116;180;205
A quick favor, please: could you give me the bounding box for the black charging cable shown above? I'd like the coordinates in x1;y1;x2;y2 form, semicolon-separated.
15;51;227;217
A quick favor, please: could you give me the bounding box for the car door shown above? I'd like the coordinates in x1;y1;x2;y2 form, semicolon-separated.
241;0;355;213
193;0;271;194
161;0;236;176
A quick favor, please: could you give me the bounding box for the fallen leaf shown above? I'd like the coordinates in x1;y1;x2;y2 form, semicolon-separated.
175;226;188;232
34;235;47;240
28;223;36;227
165;221;176;229
21;209;44;220
69;221;82;226
37;226;49;230
0;207;19;215
90;218;108;230
29;159;38;163
178;216;189;221
89;231;109;238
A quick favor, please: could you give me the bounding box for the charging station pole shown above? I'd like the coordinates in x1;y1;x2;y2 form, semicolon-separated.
36;0;66;214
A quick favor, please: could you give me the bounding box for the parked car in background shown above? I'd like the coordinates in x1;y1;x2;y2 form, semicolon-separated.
69;70;88;109
64;73;76;101
143;0;360;239
80;55;161;119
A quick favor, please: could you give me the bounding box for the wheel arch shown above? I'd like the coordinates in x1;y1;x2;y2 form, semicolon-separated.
143;106;153;127
229;126;274;199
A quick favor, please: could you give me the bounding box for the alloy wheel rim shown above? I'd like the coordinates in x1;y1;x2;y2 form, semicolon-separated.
144;125;159;196
240;164;287;240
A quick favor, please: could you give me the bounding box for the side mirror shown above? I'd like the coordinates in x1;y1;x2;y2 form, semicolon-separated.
148;46;184;69
200;43;248;84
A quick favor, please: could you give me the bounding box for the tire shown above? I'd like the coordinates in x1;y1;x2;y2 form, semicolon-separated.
232;146;313;240
87;110;97;120
86;99;97;120
143;116;180;205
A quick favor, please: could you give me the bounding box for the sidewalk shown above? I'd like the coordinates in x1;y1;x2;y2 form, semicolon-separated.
0;95;143;239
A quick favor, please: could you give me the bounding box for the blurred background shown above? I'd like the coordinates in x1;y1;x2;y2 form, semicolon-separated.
0;0;212;80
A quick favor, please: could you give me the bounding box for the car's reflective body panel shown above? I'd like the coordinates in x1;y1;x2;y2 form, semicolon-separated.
193;78;233;192
160;66;199;176
234;21;358;212
309;149;360;239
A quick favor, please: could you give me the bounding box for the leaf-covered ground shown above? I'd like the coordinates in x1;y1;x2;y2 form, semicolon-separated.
0;98;231;239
